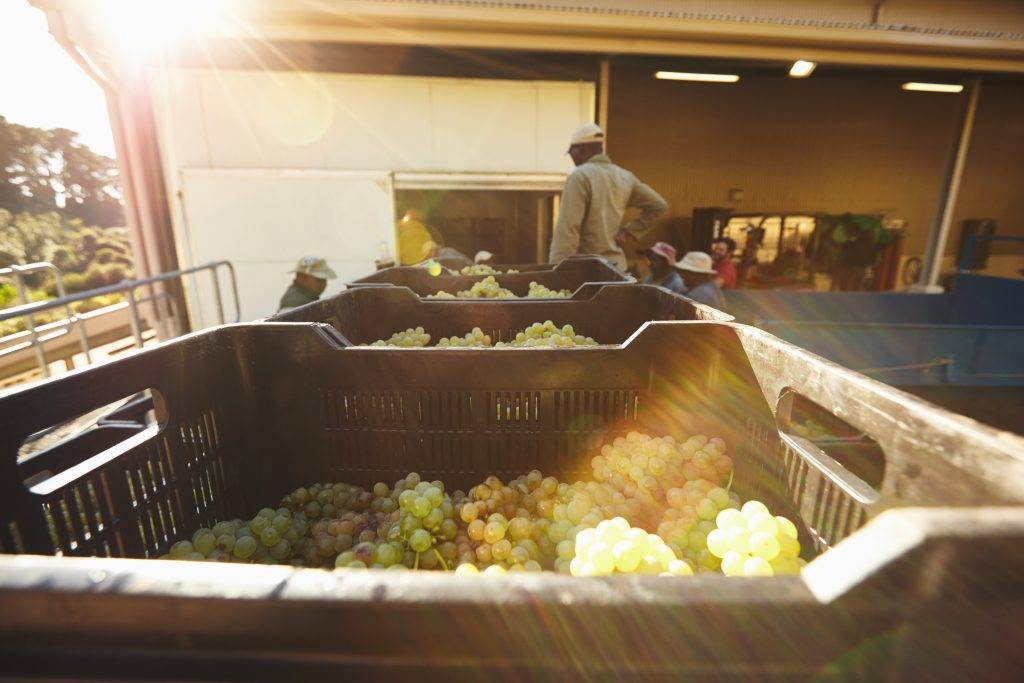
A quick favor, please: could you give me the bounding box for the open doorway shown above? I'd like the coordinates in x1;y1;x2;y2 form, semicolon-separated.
395;189;558;264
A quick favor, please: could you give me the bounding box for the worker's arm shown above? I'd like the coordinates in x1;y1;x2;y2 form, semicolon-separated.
548;172;590;263
621;180;668;240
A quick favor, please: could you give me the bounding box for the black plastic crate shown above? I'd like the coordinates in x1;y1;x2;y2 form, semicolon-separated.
349;256;633;296
269;284;730;344
1;322;1023;678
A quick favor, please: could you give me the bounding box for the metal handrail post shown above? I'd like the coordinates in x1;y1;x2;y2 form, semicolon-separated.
125;289;145;348
50;264;92;364
210;267;225;325
223;261;241;323
10;265;49;378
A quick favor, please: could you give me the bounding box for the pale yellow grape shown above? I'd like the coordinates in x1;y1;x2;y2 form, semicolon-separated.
612;541;642;573
743;557;773;577
776;516;799;539
666;559;694;576
741;500;770;519
778;534;801;559
575;527;597;554
705;529;730;558
482;564;507;575
638;556;663;575
721;551;746;576
748;513;779;536
748;532;781;561
588;541;615;574
726;527;751;554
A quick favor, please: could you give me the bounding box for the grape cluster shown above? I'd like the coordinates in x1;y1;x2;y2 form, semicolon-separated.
591;433;733;526
165;507;308;564
494;321;597;348
427;276;517;299
656;480;741;572
161;432;807;578
571;517;693;577
370;327;431;347
458;264;519;276
526;281;572;298
706;501;805;576
436;327;493;347
456;472;559;572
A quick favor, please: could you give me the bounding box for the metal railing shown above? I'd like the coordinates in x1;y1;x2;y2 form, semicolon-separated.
1;262;92;378
0;261;239;378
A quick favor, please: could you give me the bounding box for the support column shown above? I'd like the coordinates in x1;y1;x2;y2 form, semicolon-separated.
598;58;610;131
912;77;982;292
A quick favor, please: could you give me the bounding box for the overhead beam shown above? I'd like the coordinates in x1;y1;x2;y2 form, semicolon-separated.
32;0;1024;73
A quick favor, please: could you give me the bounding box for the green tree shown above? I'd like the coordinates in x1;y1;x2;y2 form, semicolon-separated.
0;116;123;226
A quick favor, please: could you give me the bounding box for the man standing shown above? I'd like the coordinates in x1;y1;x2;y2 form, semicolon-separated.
673;251;727;311
639;242;687;295
278;256;337;312
711;237;738;289
549;123;668;271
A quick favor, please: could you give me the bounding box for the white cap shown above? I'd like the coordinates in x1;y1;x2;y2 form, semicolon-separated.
290;256;337;279
474;250;494;263
673;251;717;274
569;123;605;148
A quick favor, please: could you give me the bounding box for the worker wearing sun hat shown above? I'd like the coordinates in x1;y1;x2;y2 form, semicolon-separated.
549;123;668;271
638;242;687;295
277;256;337;312
673;251;727;311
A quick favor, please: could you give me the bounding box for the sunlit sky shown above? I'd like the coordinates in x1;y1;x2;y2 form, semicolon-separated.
0;1;116;157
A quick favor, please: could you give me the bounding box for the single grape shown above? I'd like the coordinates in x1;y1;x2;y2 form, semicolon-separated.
233;536;257;560
741;500;770;519
409;529;432;553
748;532;781;561
169;540;194;558
260;527;281;548
743;556;773;577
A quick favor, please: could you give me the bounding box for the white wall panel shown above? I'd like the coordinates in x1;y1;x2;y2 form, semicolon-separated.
179;169;394;322
197;71;331;169
320;77;434;170
430;80;539;172
158;69;593;174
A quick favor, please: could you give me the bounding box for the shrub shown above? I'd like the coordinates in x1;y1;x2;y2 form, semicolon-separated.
72;293;124;314
83;264;109;291
102;264;129;284
60;272;87;294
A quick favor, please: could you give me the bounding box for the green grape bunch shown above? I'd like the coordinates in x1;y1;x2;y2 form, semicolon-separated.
370;327;431;347
458;264;520;276
494;321;597;348
436;327;492;347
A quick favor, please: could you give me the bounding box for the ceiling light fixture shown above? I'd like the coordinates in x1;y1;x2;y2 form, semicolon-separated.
654;71;740;83
902;82;964;93
789;60;816;78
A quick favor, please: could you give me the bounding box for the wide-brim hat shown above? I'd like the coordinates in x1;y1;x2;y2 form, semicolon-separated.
673;251;717;274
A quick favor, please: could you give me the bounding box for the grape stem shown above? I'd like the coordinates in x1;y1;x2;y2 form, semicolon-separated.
725;470;734;493
414;552;420;570
433;549;450;571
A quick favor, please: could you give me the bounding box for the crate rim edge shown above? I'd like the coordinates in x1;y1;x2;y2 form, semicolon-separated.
2;505;1022;606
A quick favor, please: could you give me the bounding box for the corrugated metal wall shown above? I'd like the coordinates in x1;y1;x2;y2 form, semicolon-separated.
607;63;1024;260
